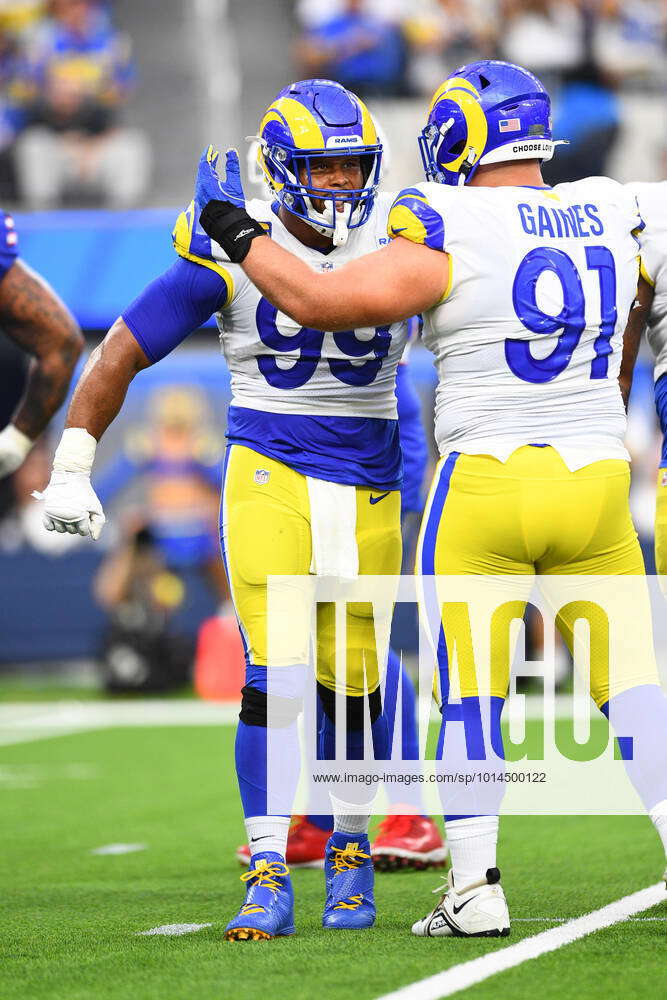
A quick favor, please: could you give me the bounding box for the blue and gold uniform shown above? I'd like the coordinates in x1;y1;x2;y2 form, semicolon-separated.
627;181;667;579
389;173;656;708
124;78;412;938
157;189;407;697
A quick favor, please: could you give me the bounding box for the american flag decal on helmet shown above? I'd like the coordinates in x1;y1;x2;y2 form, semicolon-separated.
499;118;521;132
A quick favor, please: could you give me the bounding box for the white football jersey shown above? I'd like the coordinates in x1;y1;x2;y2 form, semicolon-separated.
627;181;667;381
388;179;642;470
172;193;407;420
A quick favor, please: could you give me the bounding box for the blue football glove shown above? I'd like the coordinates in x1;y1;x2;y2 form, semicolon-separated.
195;145;246;214
196;144;266;263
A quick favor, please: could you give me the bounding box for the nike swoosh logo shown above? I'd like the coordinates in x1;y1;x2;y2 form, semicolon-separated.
250;836;272;844
392;227;407;234
369;492;391;505
452;895;478;915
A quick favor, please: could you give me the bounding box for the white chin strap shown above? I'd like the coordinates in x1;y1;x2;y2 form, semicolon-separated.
304;197;359;247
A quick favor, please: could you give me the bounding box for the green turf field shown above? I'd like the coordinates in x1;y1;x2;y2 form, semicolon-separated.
2;722;666;1000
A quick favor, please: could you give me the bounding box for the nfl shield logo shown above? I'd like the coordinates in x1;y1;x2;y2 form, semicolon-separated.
661;470;667;488
254;469;270;485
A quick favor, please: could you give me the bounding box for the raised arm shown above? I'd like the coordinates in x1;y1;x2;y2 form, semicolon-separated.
240;235;449;331
0;259;83;476
38;257;229;539
194;146;450;331
619;274;654;410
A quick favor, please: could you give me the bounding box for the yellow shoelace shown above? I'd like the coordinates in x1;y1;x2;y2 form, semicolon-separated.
240;859;290;892
330;845;371;910
334;894;364;911
238;859;290;916
330;845;370;875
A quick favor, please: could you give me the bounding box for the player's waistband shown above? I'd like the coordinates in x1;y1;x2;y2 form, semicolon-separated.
437;443;631;478
225;405;402;490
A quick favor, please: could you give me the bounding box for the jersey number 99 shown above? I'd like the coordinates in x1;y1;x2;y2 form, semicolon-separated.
256;298;391;389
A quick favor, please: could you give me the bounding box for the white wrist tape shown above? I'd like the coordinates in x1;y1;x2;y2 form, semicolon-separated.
53;427;98;475
1;424;33;459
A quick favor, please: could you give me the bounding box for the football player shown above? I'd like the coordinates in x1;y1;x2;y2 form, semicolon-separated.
0;212;83;478
620;181;667;582
38;80;417;939
235;333;448;873
196;60;667;936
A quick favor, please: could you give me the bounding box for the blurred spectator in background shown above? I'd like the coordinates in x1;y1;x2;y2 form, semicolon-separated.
501;0;586;88
543;59;620;183
0;26;28;199
403;0;500;97
295;0;410;30
94;520;193;692
593;0;667;86
14;0;151;208
295;0;408;98
94;386;228;605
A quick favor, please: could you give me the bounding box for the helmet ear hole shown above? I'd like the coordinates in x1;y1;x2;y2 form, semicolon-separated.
359;153;375;184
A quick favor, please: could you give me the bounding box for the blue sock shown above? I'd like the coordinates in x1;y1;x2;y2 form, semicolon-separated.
384;648;419;759
600;684;667;811
318;704;390;760
437;696;506;820
384;649;426;813
235;663;303;818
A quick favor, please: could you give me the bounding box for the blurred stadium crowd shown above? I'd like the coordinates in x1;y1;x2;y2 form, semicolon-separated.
0;0;149;206
0;0;666;688
0;1;665;205
295;0;667;99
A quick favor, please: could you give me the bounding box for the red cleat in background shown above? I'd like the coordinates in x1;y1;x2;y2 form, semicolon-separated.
236;816;331;869
371;814;448;872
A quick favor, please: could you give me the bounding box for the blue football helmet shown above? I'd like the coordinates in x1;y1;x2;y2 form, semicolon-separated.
255;79;382;246
419;60;556;187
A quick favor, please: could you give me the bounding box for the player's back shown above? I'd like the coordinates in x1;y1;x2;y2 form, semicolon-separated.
395;178;641;469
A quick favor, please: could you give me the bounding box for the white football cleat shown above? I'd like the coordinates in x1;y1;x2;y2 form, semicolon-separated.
411;867;510;938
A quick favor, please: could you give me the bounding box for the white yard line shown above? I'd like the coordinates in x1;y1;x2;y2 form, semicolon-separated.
137;923;212;936
0;699;239;746
91;843;147;856
375;882;666;1000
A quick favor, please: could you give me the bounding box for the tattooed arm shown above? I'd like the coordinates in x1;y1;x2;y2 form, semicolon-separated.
0;259;83;440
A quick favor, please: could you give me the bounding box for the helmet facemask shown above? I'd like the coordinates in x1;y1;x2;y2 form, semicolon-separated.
260;141;382;247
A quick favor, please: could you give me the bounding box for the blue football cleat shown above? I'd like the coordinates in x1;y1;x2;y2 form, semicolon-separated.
224;851;295;941
322;833;376;929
